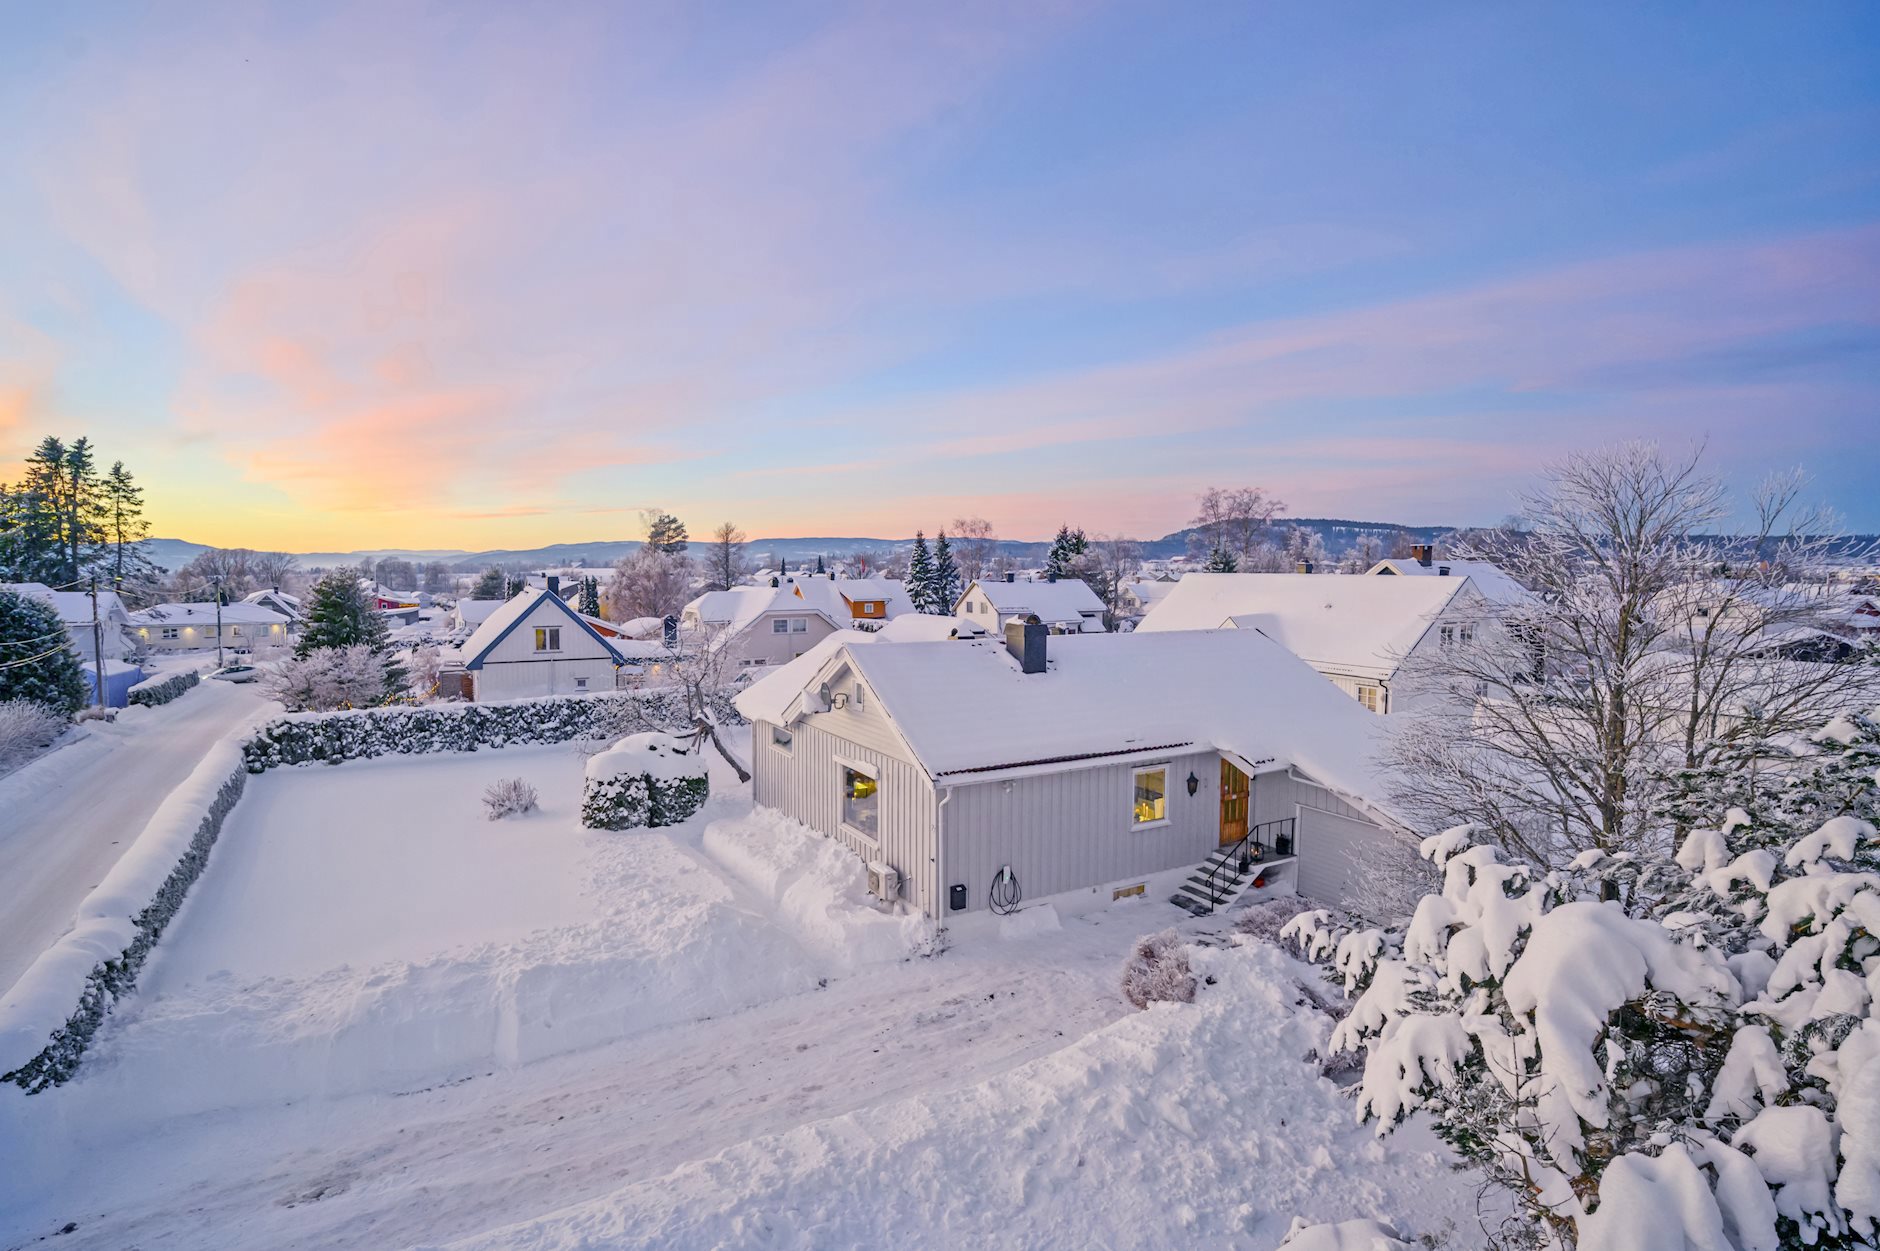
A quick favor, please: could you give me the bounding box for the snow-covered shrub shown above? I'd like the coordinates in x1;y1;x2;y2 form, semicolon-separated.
1233;896;1312;945
483;777;538;821
126;669;199;708
1289;706;1880;1249
1276;1217;1413;1250
263;644;388;711
0;699;67;766
580;733;707;831
1120;928;1196;1010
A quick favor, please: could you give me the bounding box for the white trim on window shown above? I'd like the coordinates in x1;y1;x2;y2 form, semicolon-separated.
1131;764;1170;829
835;755;881;846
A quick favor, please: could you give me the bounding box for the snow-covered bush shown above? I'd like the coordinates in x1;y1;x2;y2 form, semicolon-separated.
407;643;444;699
482;777;538;821
1289;706;1880;1249
580;733;707;831
0;699;67;766
1120;928;1196;1010
264;643;389;711
1276;1217;1413;1250
127;668;199;708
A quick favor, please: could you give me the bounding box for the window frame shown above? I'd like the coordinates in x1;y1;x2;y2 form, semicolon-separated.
160;627;180;641
790;618;808;633
772;618;791;634
1355;684;1382;713
534;625;562;653
771;724;794;753
836;757;881;846
1131;764;1171;830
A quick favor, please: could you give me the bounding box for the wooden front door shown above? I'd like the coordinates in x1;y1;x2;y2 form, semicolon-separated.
1220;758;1249;845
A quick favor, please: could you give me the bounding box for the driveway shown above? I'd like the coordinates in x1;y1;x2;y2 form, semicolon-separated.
0;677;273;997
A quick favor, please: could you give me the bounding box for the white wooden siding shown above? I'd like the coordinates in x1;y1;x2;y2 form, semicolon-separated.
472;657;618;701
750;718;939;918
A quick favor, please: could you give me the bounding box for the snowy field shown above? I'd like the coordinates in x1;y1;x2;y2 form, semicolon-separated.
0;742;1491;1249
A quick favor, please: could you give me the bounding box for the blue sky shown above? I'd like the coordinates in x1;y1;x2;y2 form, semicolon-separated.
0;1;1876;547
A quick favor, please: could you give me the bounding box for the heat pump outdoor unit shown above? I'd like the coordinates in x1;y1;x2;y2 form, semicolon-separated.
866;861;900;902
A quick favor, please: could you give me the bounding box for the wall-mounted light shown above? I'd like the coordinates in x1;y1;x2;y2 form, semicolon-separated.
1186;771;1200;797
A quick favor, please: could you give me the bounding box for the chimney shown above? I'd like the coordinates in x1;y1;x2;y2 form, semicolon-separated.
662;613;678;649
1411;544;1434;567
546;575;559;596
1047;570;1058;583
1004;571;1015;583
1437;564;1451;577
1004;619;1047;674
1296;560;1314;574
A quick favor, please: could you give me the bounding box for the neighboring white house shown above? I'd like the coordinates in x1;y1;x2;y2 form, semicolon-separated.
1117;579;1177;621
1136;572;1492;714
680;576;849;670
954;575;1107;635
735;623;1400;921
128;601;291;654
2;582;135;660
1367;544;1527;605
448;598;505;636
240;587;302;621
459;582;628;701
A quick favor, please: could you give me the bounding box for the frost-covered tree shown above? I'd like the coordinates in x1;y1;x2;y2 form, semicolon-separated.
1339;532;1386;575
603;548;692;621
1189;485;1285;567
1286;706;1880;1248
578;576;602;617
470;566;507;600
0;589;86;714
295;567;402;694
264;643;389;711
1045;525;1088;583
98;461;160;603
1284;524;1328;570
907;531;937;614
643;510;688;555
1388;442;1871;865
704;522;749;592
1204;544;1238;573
949;516;998;584
932;531;961;614
407;643;444;699
1086;533;1141;627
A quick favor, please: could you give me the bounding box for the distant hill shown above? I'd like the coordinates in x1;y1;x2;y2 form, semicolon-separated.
146;517;1460;574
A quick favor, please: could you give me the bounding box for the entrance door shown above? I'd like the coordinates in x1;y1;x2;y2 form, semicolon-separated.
1220;759;1249;845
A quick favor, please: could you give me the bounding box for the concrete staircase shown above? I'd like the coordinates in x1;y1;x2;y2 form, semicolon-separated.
1170;846;1261;916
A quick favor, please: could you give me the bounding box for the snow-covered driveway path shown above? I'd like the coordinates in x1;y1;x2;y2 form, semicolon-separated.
0;679;270;997
4;905;1158;1250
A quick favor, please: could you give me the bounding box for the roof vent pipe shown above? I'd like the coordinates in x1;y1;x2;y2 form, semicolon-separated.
1004;619;1047;674
1438;565;1451;576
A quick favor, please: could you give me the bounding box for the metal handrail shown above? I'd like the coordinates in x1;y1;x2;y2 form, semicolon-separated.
1195;817;1297;906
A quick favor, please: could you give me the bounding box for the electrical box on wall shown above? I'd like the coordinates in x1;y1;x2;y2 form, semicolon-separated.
949;883;967;912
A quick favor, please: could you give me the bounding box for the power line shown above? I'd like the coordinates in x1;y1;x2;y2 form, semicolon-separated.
0;645;71;670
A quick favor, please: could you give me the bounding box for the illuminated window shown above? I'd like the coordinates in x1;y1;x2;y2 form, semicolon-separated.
841;764;879;839
534;626;561;652
1132;767;1167;826
1356;685;1382;713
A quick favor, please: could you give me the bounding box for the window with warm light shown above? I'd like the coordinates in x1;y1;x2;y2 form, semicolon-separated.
1132;767;1168;826
1356;684;1382;713
841;764;879;839
534;626;561;653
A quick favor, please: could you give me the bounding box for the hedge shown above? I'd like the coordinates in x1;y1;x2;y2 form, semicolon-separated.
127;669;200;708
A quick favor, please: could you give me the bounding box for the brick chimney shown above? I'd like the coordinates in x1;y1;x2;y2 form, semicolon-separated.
1410;543;1434;567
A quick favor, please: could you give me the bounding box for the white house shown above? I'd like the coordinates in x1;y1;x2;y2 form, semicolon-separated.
1136;572;1492;714
2;582;135;661
1117;579;1177;620
1367;544;1527;604
680;576;849;670
459;580;628;701
129;601;291;654
735;622;1400;921
240;587;302;621
448;598;505;636
954;575;1107;635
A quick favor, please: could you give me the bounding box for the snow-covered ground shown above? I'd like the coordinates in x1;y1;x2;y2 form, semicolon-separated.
0;742;1492;1249
0;675;272;997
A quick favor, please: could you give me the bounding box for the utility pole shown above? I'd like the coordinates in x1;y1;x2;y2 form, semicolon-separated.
212;575;225;669
89;575;106;709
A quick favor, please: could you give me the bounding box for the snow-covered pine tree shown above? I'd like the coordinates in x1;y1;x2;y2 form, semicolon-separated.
1045;525;1088;581
578;576;601;617
470;566;506;599
815;555;825;575
294;567;402;696
1204;544;1238;573
932;531;961;614
908;531;937;614
1284;705;1880;1249
0;589;86;714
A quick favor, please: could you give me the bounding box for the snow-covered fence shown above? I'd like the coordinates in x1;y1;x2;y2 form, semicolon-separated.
126;669;199;708
0;738;248;1092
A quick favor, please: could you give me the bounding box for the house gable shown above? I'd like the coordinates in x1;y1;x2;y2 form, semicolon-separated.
463;591;625;670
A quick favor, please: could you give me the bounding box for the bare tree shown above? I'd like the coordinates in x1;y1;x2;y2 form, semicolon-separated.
249;551;300;590
1085;534;1142;628
1386;442;1871;865
704;522;749;592
948;517;998;584
178;548;256;601
1188;486;1285;566
603;548;694;621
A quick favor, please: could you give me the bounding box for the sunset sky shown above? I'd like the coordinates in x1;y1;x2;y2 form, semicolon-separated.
2;2;1877;550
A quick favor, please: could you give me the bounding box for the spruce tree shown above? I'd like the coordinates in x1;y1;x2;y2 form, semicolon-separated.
908;531;937;614
1045;525;1088;581
815;555;825;575
0;590;86;714
933;530;961;614
579;576;601;617
470;566;506;599
1204;544;1238;573
297;568;390;657
100;461;158;601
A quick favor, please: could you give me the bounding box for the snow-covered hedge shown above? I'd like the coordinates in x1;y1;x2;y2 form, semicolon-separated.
1284;705;1880;1250
126;669;199;708
581;733;707;830
241;688;728;772
0;740;247;1092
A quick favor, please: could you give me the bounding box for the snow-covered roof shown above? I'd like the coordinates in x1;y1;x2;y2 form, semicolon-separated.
737;628;1395;818
960;578;1106;627
241;588;301;611
451;598;505;626
1136;573;1474;680
3;581;130;624
460;587;626;670
838;577;916;616
872;613;969;642
1368;558;1527;604
130;601;289;626
683;578;846;636
1122;580;1176;609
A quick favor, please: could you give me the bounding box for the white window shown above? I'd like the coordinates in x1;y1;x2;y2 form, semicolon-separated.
534;626;561;652
1461;624;1475;645
852;683;865;711
1439;624;1455;647
772;725;793;751
1356;684;1382;713
160;627;179;641
790;618;807;633
1132;766;1168;827
772;619;790;634
840;762;879;840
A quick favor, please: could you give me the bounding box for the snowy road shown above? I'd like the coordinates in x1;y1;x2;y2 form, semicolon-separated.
0;678;270;998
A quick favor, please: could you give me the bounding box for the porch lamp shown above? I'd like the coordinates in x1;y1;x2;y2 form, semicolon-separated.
1186;771;1199;797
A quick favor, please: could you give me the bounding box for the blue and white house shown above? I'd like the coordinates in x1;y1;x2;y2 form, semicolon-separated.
459;578;628;701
